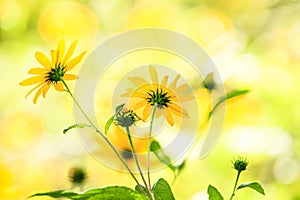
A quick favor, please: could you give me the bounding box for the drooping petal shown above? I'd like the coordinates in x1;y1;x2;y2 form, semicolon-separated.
42;83;51;98
179;94;194;102
57;39;65;64
62;40;77;65
155;109;163;117
169;74;180;90
63;74;78;80
33;83;48;104
28;68;47;75
149;65;158;83
128;76;148;88
35;52;52;69
65;52;86;71
25;83;43;99
161;75;168;86
175;84;188;94
169;103;189;118
142;104;152;120
134;99;148;110
54;82;64;91
19;76;44;86
164;109;174;126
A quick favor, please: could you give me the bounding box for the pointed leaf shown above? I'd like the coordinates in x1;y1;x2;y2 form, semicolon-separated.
105;116;115;135
63;123;90;134
208;89;250;119
28;190;77;198
207;185;224;200
115;103;125;114
237;182;265;195
150;140;176;171
152;178;175;200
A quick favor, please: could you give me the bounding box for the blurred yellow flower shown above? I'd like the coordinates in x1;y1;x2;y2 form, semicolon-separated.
19;39;85;104
122;66;193;126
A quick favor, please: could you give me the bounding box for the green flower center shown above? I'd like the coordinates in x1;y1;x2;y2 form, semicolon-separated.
45;64;66;84
146;88;171;109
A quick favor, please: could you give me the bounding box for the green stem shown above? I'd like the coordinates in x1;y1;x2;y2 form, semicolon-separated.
147;105;157;189
61;80;143;191
229;171;241;200
125;126;153;199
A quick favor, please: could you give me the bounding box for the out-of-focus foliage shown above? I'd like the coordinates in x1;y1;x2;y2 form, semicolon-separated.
1;0;300;199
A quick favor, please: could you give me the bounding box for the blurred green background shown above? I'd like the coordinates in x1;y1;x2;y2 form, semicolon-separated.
1;0;300;199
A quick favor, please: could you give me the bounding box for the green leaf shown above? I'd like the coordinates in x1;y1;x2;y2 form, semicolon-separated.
207;185;224;200
135;185;151;199
150;140;176;171
115;103;125;114
208;89;250;119
237;182;265;195
28;190;77;198
104;116;115;135
73;186;148;200
29;186;149;200
63;123;90;134
152;178;175;200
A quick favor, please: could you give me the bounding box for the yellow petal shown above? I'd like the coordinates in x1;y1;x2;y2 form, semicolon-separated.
57;39;65;64
149;65;158;83
169;74;180;90
51;50;57;65
128;76;148;88
179;94;194;102
42;83;51;98
25;83;43;99
63;74;78;80
155;109;163;117
169;103;189;118
65;51;86;71
164;109;174;126
134;99;148;110
35;52;52;69
62;40;77;65
142;104;152;120
54;82;64;92
161;75;168;86
33;84;48;104
175;84;188;94
19;76;44;86
28;68;47;75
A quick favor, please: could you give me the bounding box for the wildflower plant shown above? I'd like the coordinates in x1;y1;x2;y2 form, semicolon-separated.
22;37;264;200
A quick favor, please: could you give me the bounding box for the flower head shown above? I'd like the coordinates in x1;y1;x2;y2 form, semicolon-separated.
114;108;141;128
20;39;86;103
232;157;248;172
122;66;193;126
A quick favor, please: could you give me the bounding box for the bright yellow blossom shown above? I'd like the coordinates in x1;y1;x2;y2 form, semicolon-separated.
20;39;85;103
122;66;193;126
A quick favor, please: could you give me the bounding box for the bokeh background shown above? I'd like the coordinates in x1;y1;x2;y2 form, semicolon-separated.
1;0;300;199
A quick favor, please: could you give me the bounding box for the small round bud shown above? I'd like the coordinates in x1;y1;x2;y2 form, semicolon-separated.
232;157;248;172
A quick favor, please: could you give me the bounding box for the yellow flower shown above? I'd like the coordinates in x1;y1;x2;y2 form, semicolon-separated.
121;66;193;126
20;39;86;104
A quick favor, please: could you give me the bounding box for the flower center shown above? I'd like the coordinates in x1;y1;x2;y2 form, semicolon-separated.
146;88;171;109
45;64;66;84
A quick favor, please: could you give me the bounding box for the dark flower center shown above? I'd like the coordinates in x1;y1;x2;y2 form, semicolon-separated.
146;88;171;109
45;63;66;84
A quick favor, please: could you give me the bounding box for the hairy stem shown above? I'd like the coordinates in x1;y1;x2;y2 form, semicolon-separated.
61;80;144;193
147;105;157;189
125;126;153;199
229;171;242;200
